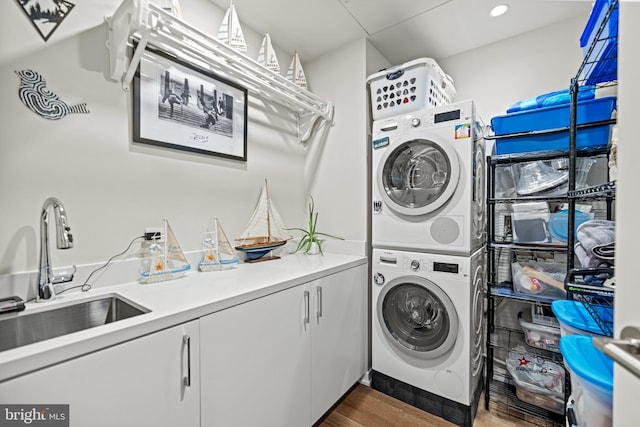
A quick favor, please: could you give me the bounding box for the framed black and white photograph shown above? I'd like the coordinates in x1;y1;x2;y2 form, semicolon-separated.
132;47;248;161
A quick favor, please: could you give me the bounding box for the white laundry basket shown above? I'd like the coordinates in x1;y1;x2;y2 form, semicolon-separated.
367;58;456;120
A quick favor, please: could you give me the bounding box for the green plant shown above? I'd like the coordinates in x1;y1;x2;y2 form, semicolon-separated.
287;196;343;254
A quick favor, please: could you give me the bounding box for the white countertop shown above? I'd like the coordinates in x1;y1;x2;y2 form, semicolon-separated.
0;253;367;383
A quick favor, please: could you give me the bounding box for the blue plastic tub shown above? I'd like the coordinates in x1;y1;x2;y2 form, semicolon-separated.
551;300;613;336
580;0;618;85
492;96;616;155
560;335;613;427
548;209;594;242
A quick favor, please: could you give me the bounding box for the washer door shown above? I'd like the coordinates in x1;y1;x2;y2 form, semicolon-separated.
377;276;458;359
471;261;484;378
377;138;460;216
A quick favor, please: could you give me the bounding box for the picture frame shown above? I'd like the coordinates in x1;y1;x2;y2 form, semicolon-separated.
132;46;248;161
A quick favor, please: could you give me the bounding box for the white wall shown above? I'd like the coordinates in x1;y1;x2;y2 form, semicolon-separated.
303;39;370;251
439;15;587;124
0;0;332;297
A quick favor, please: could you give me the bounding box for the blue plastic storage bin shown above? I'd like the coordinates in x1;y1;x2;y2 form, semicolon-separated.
491;96;616;155
560;335;613;427
551;300;613;336
580;0;618;85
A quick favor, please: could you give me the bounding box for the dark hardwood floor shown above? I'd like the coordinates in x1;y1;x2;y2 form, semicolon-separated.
318;384;534;427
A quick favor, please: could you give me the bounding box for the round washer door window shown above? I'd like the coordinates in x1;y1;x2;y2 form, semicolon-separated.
377;276;458;359
377;138;460;216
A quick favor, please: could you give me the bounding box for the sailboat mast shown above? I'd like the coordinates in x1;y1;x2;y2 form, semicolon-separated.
214;217;220;261
229;1;234;40
264;179;272;242
163;218;168;270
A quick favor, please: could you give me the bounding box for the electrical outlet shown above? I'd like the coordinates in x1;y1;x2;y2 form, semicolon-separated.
144;227;164;242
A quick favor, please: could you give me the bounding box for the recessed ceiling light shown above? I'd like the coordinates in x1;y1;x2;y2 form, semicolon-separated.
490;4;509;17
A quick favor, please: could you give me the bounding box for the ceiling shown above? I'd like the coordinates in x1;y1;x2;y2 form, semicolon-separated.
209;0;593;65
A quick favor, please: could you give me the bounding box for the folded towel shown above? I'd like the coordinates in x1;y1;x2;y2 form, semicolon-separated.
592;242;615;261
576;220;615;252
575;241;612;269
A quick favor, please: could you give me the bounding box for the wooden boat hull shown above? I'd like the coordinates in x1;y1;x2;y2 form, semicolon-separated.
235;240;287;260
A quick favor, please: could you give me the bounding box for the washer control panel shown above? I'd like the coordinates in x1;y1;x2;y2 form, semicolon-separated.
374;249;468;278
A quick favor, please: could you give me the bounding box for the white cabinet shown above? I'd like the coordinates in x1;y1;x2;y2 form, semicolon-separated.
310;264;367;422
200;284;312;427
0;321;200;427
200;264;367;427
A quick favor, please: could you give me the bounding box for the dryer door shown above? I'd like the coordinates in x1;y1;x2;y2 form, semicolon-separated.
377;138;460;216
377;276;458;359
472;136;486;242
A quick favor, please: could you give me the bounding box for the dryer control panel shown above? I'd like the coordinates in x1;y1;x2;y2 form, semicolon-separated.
425;100;474;127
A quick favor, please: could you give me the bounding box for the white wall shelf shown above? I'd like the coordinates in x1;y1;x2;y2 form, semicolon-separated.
106;0;333;142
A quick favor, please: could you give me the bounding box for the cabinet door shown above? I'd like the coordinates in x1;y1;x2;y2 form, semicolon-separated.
201;285;312;427
0;321;200;427
310;264;367;423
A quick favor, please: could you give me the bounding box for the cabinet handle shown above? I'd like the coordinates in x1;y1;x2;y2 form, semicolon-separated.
183;335;191;387
317;286;323;322
304;290;310;326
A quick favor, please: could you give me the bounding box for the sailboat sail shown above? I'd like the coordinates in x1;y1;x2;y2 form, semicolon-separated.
217;1;247;52
236;180;291;261
139;219;191;283
286;51;307;89
199;218;239;271
257;33;280;72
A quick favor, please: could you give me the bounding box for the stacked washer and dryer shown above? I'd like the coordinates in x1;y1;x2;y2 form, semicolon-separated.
368;58;486;427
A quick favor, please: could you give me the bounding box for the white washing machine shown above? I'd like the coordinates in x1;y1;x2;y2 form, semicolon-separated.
372;99;486;256
371;247;485;426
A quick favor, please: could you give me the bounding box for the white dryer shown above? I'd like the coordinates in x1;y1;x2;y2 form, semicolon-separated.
372;99;486;255
371;247;485;426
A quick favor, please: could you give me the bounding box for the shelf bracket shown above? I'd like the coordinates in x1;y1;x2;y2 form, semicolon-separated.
106;0;147;90
297;104;333;142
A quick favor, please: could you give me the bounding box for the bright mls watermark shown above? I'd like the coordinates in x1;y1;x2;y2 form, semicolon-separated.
0;405;68;426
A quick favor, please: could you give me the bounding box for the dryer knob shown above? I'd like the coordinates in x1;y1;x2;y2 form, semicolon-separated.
411;117;421;128
410;259;420;271
373;273;385;286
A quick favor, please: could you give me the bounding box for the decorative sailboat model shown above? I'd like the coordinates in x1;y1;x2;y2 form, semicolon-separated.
286;51;307;89
199;217;239;271
217;0;248;52
139;219;191;284
235;179;292;262
257;33;280;72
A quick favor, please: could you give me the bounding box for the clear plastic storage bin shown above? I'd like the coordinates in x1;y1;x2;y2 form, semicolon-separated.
519;312;561;353
560;335;613;427
506;350;565;414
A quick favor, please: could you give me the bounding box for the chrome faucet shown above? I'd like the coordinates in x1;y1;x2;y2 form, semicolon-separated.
37;197;74;302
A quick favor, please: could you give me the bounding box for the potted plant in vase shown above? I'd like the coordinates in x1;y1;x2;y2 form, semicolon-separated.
288;196;343;255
